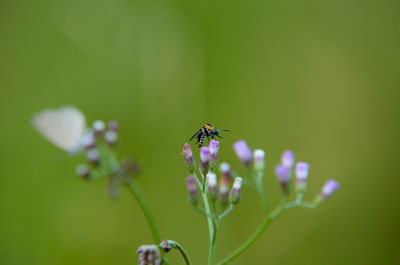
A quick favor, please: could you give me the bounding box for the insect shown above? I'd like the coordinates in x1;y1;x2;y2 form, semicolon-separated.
32;106;87;153
189;123;229;147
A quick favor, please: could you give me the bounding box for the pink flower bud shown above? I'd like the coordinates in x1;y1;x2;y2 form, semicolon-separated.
281;150;295;168
275;164;290;190
209;139;219;166
182;143;195;173
253;149;265;171
229;177;243;204
233;140;252;166
321;179;340;200
200;147;210;174
186;176;199;205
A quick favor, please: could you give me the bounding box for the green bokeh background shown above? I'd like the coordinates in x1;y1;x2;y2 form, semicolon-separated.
1;0;399;264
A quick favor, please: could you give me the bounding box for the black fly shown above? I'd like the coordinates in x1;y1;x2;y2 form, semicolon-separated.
189;123;229;147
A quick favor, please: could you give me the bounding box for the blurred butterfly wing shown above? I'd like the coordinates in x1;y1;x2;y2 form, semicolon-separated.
32;106;86;153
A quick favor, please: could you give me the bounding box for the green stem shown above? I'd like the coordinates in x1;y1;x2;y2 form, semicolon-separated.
168;240;192;265
219;205;235;220
126;180;160;244
217;201;317;265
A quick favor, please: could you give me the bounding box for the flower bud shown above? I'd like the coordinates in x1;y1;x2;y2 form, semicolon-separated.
233;140;252;166
229;177;242;204
321;179;340;200
86;148;100;165
182;143;195;173
219;162;232;179
219;174;230;204
200;147;210;175
160;239;172;253
93;120;105;135
81;131;96;149
281;150;295;169
253;149;265;171
76;164;90;179
108;120;119;131
207;173;218;201
209;139;219;171
295;162;309;192
275;164;290;191
137;245;161;265
186;176;199;205
104;130;118;146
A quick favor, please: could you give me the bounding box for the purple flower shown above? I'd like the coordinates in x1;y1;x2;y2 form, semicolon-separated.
253;149;265;171
182;143;195;173
200;146;210;174
275;164;290;189
295;162;310;181
321;179;340;200
186;176;199;204
233;140;252;166
281;150;295;168
229;177;243;204
209;139;219;164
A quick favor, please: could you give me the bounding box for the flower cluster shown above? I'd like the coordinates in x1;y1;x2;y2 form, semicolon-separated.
183;139;243;211
137;245;162;265
274;150;340;203
73;119;140;198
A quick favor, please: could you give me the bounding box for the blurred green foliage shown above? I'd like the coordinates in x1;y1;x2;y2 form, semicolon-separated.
0;0;399;264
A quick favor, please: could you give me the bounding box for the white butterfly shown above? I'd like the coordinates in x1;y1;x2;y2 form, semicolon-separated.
32;106;87;153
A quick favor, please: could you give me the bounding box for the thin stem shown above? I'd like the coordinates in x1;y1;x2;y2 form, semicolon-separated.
126;180;160;244
219;204;235;220
217;201;317;265
168;240;192;265
209;200;219;265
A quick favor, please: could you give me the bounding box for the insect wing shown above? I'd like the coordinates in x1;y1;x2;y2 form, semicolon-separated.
32;106;86;153
189;129;201;142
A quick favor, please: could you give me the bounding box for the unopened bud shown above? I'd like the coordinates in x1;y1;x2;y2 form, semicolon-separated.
207;173;218;201
281;150;295;169
253;149;265;171
160;239;172;253
93;120;105;135
137;245;161;265
219;174;230;204
104;130;118;146
200;147;210;175
108;120;119;131
81;131;96;149
321;179;340;201
209;139;219;171
295;162;309;193
76;164;90;179
233;140;252;166
182;143;195;173
219;162;232;179
229;177;242;204
275;164;290;191
86;148;100;165
186;176;199;205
